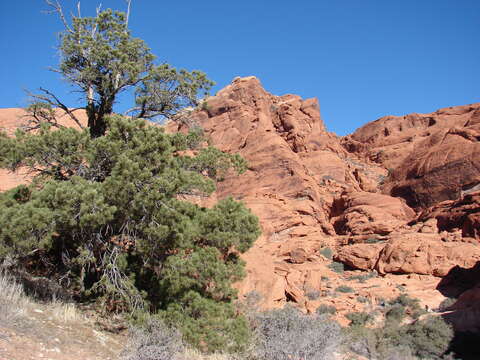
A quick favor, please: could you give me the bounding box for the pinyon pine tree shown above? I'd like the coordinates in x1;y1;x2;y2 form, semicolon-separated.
0;1;260;353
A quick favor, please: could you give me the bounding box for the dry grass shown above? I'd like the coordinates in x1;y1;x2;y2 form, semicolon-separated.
0;268;31;323
0;268;84;327
182;348;234;360
50;301;83;324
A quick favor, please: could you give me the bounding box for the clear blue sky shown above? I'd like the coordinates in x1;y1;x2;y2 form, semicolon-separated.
0;1;479;135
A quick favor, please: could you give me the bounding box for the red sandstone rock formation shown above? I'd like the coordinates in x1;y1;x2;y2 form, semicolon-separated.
417;191;480;240
343;103;480;209
1;77;479;326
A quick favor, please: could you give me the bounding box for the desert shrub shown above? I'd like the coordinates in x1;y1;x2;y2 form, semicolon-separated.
364;237;381;244
316;304;337;315
319;247;333;260
305;290;321;300
244;290;263;308
121;318;184;360
385;304;405;321
388;294;420;309
346;311;373;327
346;312;455;360
402;316;454;359
162;291;251;353
437;297;456;312
253;306;342;360
336;285;354;293
356;296;369;304
328;261;344;274
348;271;377;283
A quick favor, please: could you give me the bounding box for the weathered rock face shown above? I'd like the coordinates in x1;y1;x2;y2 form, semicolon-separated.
2;78;480;323
168;76;385;241
331;191;415;236
166;77;390;307
336;234;480;277
417;191;480;240
343;103;480;209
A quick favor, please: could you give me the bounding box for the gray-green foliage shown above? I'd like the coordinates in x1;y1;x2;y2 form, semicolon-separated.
346;311;373;327
346;302;454;360
328;261;344;273
121;319;184;360
319;246;333;260
336;285;354;293
253;306;342;360
0;116;260;352
316;304;337;315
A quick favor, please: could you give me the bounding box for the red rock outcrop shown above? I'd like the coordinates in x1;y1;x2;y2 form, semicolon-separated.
331;191;415;236
2;78;480;324
337;234;480;276
417;191;480;240
343;103;480;208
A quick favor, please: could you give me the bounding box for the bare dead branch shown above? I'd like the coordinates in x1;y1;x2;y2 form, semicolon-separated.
125;0;131;28
36;87;86;130
44;0;73;33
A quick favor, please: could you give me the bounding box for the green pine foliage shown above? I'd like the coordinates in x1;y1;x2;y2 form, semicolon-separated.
0;116;260;352
0;3;261;352
27;4;214;138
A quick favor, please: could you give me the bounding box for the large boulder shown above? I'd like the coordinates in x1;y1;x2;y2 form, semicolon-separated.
337;233;480;277
331;191;415;235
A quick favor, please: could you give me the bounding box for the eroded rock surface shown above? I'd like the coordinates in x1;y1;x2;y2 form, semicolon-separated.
343;103;480;208
2;78;480;328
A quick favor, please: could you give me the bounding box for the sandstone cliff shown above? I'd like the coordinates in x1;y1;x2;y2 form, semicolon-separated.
1;77;479;331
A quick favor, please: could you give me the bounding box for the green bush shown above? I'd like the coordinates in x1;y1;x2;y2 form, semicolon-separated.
348;271;377;283
437;297;456;312
346;311;455;360
346;311;373;327
336;285;354;293
328;261;344;274
316;304;337;315
305;289;321;300
385;304;405;321
356;296;369;304
319;247;333;260
388;294;420;309
403;316;454;359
